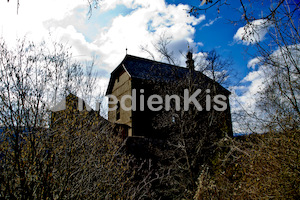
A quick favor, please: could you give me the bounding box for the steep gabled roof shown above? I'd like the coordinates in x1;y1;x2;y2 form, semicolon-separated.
106;54;230;95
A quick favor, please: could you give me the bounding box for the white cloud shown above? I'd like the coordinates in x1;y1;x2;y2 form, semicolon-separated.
233;19;271;45
231;44;300;133
99;0;167;13
50;25;101;61
0;0;207;118
230;61;267;133
92;1;205;71
197;42;204;46
247;57;262;69
0;0;205;72
0;0;86;45
199;16;220;30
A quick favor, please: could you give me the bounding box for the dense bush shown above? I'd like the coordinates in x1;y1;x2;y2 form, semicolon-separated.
194;130;300;199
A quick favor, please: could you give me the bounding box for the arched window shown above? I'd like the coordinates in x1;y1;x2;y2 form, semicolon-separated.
116;101;120;120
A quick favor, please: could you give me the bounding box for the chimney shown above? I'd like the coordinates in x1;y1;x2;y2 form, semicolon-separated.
186;51;195;73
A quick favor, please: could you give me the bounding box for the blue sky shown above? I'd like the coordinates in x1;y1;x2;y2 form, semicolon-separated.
0;0;258;78
169;0;258;80
0;0;277;132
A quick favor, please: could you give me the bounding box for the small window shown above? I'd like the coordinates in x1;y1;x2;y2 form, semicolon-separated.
116;102;120;120
172;116;176;123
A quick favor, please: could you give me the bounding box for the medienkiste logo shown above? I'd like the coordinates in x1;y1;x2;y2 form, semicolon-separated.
50;89;228;112
107;89;227;112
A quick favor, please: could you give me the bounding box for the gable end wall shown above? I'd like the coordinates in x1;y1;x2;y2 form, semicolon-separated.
108;70;132;136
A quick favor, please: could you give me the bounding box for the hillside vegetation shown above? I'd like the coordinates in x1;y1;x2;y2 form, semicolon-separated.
195;130;300;199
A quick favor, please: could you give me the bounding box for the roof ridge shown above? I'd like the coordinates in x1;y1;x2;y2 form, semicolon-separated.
106;54;231;95
125;54;186;69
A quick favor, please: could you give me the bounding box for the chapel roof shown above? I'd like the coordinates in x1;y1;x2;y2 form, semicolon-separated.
106;54;230;95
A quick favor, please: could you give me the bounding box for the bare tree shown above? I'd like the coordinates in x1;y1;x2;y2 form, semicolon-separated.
188;0;300;132
194;129;300;199
140;33;179;65
232;1;300;131
0;38;135;199
189;1;300;198
139;40;233;198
